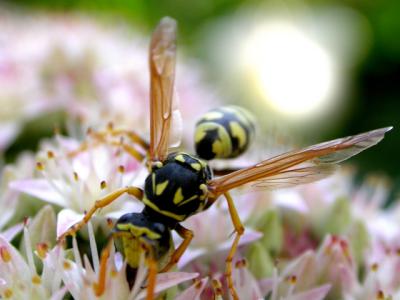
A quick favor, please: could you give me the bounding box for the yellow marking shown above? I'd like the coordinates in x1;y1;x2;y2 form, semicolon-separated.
199;159;207;168
173;188;184;204
120;235;141;268
195;122;232;158
175;154;186;163
190;163;201;171
156;180;169;195
177;194;198;207
195;127;207;143
199;184;208;200
202;111;224;120
116;223;161;240
143;197;186;221
229;121;247;148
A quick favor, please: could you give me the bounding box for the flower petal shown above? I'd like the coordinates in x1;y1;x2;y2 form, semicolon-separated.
286;284;331;300
137;272;199;299
9;179;66;206
175;277;208;300
1;223;23;241
56;209;84;238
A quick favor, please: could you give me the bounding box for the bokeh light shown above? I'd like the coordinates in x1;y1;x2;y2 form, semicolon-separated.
240;20;337;118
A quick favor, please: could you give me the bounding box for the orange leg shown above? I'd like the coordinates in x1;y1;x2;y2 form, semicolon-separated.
159;224;193;272
224;192;244;300
93;240;113;296
145;256;157;300
57;186;143;243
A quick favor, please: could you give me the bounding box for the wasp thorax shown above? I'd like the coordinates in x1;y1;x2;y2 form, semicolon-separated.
142;152;212;223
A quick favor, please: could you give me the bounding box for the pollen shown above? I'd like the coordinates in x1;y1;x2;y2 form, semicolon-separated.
371;263;379;272
3;288;13;298
110;269;118;277
107;218;114;228
73;171;79;181
285;275;297;285
376;290;385;300
63;260;72;270
36;162;45;171
31;275;42;285
235;258;247;268
118;165;125;173
0;246;11;262
211;278;223;296
194;278;202;289
36;242;49;259
47;151;55;159
107;122;114;131
100;180;107;189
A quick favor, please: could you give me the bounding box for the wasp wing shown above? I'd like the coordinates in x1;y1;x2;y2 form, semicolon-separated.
149;17;180;162
208;127;392;196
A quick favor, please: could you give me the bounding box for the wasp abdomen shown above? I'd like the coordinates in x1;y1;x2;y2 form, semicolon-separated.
195;106;255;160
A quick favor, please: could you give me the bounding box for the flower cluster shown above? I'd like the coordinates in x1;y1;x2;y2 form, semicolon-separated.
0;9;398;300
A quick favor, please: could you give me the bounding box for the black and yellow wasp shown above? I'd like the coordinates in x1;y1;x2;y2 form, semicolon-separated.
58;17;392;300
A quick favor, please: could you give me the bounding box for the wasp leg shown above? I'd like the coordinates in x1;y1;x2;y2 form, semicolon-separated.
57;186;144;243
159;224;193;272
145;255;157;300
224;192;244;300
93;239;113;296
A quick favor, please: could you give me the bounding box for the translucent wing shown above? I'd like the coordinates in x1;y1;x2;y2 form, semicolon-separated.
208;127;392;197
149;17;180;162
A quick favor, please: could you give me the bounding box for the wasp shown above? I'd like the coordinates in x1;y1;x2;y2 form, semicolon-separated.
58;17;392;300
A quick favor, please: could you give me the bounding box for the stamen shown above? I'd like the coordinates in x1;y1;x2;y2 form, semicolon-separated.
236;258;247;268
31;275;42;285
100;181;107;190
371;263;379;272
23;226;36;274
107;122;114;131
36;242;49;259
88;222;100;274
376;290;385;300
72;236;83;271
118;165;125;173
193;278;202;289
73;171;79;181
107;218;114;228
0;246;11;262
47;151;55;159
3;288;13;298
63;260;72;270
211;278;223;296
36;162;45;171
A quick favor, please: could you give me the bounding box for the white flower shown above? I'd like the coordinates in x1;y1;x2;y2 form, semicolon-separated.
10;135;145;237
0;229;65;300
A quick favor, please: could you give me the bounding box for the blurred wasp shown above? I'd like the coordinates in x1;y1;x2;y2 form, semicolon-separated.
58;17;392;300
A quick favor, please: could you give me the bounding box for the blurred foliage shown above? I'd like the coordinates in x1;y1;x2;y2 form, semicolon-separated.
3;0;400;199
